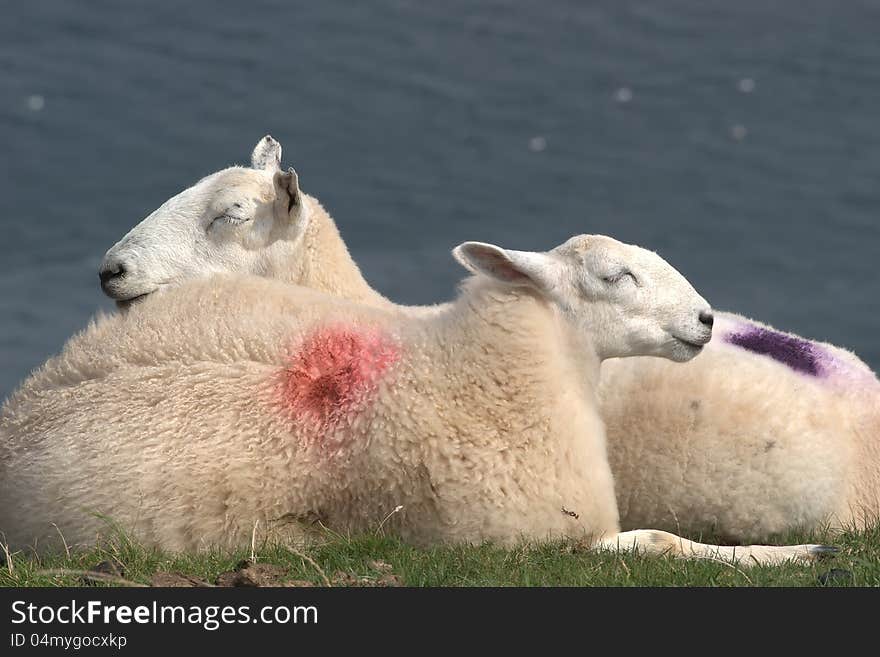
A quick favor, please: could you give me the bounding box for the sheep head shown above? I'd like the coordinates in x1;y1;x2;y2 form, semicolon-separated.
453;235;714;363
99;135;310;308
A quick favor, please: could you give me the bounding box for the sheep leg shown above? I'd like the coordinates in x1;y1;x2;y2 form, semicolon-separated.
595;529;836;567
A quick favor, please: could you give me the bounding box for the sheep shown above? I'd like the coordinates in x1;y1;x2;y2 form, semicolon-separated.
96;135;880;541
99;135;396;312
2;232;831;566
601;314;880;540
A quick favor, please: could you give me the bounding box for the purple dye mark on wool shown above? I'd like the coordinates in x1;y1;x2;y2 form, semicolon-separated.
725;326;822;376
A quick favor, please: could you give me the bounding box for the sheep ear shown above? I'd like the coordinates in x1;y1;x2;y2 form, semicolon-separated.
452;241;557;290
272;167;306;225
252;135;282;171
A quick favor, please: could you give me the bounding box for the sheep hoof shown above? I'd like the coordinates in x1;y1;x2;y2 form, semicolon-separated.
809;545;839;559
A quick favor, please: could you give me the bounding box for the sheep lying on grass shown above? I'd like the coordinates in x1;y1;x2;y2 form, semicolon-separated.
96;136;880;541
1;232;827;564
601;316;880;540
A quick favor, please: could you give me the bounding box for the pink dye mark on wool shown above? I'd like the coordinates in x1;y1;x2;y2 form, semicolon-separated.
277;325;401;448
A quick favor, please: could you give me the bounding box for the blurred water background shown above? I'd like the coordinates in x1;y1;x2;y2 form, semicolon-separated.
2;0;879;399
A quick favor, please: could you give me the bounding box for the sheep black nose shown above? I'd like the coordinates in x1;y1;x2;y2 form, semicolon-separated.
698;310;714;327
99;261;126;286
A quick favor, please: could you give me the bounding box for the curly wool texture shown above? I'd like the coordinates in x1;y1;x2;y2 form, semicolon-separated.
277;325;401;452
2;266;826;566
275;192;880;539
0;275;620;551
601;313;880;540
269;198;880;538
725;325;821;376
89;146;880;541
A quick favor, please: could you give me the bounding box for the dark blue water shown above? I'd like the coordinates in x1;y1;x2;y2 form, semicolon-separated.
2;0;880;400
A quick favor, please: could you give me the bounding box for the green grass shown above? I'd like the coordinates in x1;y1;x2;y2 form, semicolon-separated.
3;524;880;587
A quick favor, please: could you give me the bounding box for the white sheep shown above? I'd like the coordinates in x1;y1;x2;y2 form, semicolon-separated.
601;314;880;540
99;135;394;311
97;136;880;541
2;231;828;565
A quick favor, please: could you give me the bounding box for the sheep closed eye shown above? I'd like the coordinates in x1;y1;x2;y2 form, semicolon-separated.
602;271;638;286
209;212;251;229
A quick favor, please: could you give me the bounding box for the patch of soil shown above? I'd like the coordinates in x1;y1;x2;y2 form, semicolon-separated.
215;560;294;587
150;571;212;587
